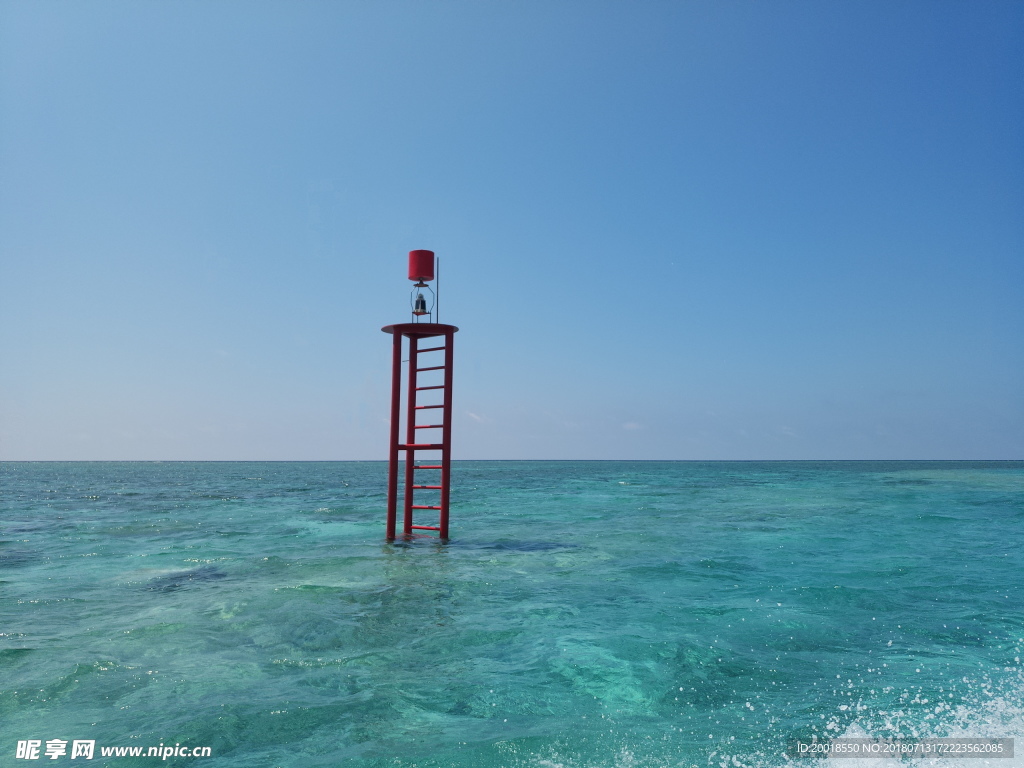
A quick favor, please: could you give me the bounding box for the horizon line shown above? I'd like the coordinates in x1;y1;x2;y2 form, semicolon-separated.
3;458;1023;464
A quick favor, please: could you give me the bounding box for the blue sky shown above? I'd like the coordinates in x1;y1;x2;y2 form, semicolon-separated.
1;1;1021;460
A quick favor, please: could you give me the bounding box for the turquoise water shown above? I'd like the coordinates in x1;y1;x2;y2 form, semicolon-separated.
2;461;1023;767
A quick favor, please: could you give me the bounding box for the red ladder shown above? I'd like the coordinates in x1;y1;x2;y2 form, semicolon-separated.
383;323;458;539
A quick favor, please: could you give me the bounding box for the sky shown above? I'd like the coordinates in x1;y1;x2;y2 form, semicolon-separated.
1;0;1021;461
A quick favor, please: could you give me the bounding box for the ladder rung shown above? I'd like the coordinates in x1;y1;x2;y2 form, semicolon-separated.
410;525;441;531
415;385;445;391
416;365;446;372
414;465;443;469
411;505;442;510
418;346;445;353
414;424;442;429
415;404;444;410
412;485;443;489
398;443;444;450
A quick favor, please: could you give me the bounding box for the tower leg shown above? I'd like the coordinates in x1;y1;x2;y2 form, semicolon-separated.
386;332;402;540
439;330;454;539
403;335;419;536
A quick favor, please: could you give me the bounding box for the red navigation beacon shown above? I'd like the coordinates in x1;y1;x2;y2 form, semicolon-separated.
408;249;435;317
382;250;458;540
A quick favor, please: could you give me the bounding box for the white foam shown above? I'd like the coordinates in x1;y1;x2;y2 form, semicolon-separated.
522;666;1024;768
780;667;1024;768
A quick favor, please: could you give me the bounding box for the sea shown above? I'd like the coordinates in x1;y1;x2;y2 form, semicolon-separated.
2;461;1022;768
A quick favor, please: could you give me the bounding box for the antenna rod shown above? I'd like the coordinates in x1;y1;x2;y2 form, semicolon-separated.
435;256;440;324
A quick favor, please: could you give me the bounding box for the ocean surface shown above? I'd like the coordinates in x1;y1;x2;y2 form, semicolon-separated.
2;461;1022;768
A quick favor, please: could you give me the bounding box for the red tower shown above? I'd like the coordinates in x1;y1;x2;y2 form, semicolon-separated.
382;250;459;540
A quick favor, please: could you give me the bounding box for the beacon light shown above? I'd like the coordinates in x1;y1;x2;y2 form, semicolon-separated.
407;249;436;322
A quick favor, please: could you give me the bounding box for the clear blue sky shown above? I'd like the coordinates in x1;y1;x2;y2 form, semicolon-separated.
1;1;1021;460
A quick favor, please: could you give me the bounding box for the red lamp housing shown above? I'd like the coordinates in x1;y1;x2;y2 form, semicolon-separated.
408;250;435;282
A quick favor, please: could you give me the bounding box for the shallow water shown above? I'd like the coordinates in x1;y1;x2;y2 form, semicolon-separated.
2;461;1022;767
